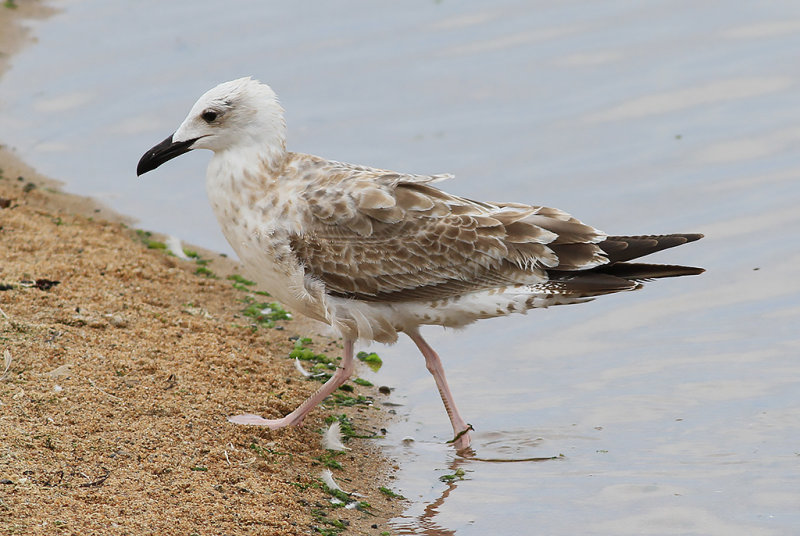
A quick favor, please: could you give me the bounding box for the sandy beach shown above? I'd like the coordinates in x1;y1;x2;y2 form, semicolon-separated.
0;3;401;535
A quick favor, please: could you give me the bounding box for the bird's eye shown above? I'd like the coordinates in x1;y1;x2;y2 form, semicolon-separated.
201;110;218;123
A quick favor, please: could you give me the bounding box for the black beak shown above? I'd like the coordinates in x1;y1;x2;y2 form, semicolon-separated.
137;134;198;176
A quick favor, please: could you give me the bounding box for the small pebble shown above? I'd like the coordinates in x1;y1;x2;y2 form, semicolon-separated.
107;314;128;328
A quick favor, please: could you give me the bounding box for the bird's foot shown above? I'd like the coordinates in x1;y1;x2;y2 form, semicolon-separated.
227;414;302;428
448;424;474;452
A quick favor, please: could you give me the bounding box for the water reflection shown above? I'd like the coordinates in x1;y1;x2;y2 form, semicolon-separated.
394;459;459;536
392;439;562;536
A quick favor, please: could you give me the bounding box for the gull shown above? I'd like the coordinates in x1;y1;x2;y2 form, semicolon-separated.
138;77;703;451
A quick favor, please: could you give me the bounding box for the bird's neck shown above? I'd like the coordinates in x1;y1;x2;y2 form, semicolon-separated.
211;136;286;177
206;142;285;214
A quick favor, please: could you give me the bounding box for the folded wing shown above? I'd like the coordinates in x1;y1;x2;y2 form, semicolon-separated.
289;162;660;303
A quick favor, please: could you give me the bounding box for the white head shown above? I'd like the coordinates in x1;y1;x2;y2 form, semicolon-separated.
137;77;287;175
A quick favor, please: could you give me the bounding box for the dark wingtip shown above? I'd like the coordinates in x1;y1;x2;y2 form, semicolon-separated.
682;233;704;243
680;265;705;275
594;262;705;280
599;232;705;264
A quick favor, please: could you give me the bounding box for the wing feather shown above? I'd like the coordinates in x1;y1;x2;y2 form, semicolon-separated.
286;158;608;303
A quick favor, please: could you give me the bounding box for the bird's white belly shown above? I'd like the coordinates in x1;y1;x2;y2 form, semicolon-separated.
325;287;592;344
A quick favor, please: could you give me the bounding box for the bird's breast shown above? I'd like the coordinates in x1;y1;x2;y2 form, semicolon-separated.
206;176;326;321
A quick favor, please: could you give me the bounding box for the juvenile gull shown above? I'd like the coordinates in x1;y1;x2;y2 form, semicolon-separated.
138;77;703;451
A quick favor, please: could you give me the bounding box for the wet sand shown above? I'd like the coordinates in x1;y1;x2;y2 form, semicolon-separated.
0;3;401;534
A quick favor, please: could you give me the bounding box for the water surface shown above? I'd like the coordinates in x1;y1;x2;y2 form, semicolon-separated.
2;1;799;534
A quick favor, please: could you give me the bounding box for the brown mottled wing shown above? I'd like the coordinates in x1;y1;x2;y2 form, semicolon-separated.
290;161;608;302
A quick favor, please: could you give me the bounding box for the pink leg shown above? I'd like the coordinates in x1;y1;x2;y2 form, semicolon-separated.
407;330;473;451
228;339;355;428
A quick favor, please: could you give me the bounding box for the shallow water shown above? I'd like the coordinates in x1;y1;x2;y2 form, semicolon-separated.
2;1;800;534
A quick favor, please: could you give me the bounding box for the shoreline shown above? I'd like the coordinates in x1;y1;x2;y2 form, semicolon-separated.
0;3;403;535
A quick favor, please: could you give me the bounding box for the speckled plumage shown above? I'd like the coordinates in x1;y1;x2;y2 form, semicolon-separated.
138;77;703;451
207;149;618;344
